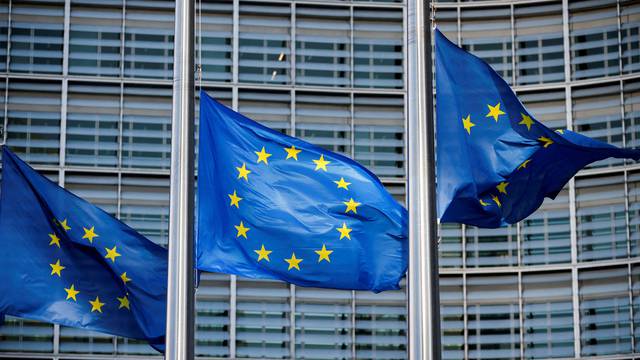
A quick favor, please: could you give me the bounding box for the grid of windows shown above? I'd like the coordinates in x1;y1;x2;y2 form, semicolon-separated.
1;0;640;359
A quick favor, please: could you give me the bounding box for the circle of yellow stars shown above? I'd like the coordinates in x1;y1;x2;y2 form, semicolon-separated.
48;218;132;315
462;101;563;211
229;144;362;272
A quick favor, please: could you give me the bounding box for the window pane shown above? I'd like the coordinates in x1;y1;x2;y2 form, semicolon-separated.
465;225;517;267
518;89;567;130
0;2;8;72
6;79;61;165
467;275;520;360
576;174;628;262
627;170;640;257
579;266;632;356
9;2;64;74
295;288;352;359
195;272;230;357
295;92;351;157
119;175;169;247
239;2;291;85
522;271;574;359
0;316;54;353
354;94;404;178
440;276;464;360
631;264;640;353
569;0;619;80
439;223;463;268
122;85;172;169
514;2;565;85
66;82;120;167
621;0;640;74
624;79;640;152
199;0;233;82
69;3;122;77
353;8;403;89
461;7;513;84
238;89;291;135
436;9;458;46
296;6;350;87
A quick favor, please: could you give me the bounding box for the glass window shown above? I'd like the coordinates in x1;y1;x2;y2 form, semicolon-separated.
579;266;632;356
354;280;406;359
239;2;291;85
518;89;567;130
236;278;290;358
238;89;291;135
521;188;571;265
353;8;403;89
437;9;458;44
354;94;404;178
627;170;640;257
296;5;350;88
9;1;64;74
383;181;406;205
0;316;54;353
522;271;574;359
569;0;619;80
124;2;174;79
631;264;640;353
621;0;640;74
295;92;351;157
0;2;8;72
624;79;640;153
573;83;624;168
119;175;169;247
122;85;172;169
465;225;517;267
514;2;565;85
65;82;120;167
196;87;233;169
6;79;61;165
466;274;520;360
195;272;230;357
461;7;513;84
198;0;233;82
295;288;352;359
439;275;464;360
439;223;463;268
576;174;628;262
69;3;122;77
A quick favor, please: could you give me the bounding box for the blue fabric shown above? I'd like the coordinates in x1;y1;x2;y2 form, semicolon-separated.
435;29;640;228
196;90;408;292
0;147;167;349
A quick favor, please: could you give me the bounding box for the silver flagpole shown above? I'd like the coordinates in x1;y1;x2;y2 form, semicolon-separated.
407;0;441;359
166;0;195;358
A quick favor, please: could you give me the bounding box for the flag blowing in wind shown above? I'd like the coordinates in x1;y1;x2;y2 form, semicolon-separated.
0;147;167;349
435;28;640;228
197;90;408;292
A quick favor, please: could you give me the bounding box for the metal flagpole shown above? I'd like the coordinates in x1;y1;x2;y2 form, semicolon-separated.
407;0;441;359
166;0;195;358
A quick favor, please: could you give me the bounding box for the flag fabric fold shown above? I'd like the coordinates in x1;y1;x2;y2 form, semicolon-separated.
435;28;640;228
0;147;167;349
196;90;408;292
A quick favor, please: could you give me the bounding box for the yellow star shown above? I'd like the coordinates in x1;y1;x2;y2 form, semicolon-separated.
121;272;132;284
285;253;303;271
82;226;99;243
518;159;531;170
491;194;502;208
496;182;509;195
334;177;351;190
479;199;489;207
64;284;80;301
462;114;475;135
313;154;330;171
58;218;71;231
556;129;565;134
254;244;272;262
104;246;121;263
519;113;534;131
236;163;251;181
228;190;242;208
343;198;361;214
315;244;333;263
284;145;302;160
538;136;553;148
48;233;61;248
336;222;352;240
50;259;65;277
255;147;272;165
235;221;250;239
89;296;105;313
486;102;506;122
117;295;130;310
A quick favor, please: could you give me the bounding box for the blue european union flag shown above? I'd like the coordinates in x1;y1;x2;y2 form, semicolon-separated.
0;147;167;349
435;29;640;228
196;90;407;292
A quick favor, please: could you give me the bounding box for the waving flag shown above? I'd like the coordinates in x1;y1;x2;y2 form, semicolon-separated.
435;28;640;228
197;90;407;292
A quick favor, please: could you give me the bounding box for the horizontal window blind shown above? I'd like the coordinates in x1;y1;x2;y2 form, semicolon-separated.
198;0;233;82
195;272;230;357
0;3;8;72
517;89;567;130
119;175;169;247
465;225;518;267
238;89;291;135
295;92;351;157
621;0;640;74
440;276;464;360
439;223;463;268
